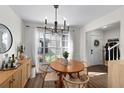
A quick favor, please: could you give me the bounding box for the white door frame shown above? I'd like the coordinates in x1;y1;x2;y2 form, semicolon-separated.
86;32;103;66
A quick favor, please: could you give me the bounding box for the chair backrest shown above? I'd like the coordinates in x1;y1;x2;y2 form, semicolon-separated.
39;64;50;87
40;63;50;71
80;60;88;75
63;74;89;88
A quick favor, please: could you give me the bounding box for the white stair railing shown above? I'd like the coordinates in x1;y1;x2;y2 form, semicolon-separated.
108;43;120;61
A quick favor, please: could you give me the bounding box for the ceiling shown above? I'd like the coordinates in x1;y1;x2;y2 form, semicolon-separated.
97;22;120;31
11;5;122;27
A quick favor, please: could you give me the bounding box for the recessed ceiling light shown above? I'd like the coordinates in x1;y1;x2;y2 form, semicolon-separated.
103;25;107;29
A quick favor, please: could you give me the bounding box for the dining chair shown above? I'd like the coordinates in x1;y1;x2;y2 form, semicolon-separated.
63;74;89;88
39;63;58;88
80;60;88;75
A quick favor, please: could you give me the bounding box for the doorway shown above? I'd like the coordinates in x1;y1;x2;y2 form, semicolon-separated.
86;22;120;66
86;31;103;66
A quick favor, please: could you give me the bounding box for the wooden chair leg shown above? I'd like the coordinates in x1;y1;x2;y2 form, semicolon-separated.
41;80;45;88
54;81;58;88
77;72;80;78
68;73;74;79
41;73;47;88
86;82;89;88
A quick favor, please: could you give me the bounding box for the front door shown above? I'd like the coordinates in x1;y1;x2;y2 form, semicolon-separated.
86;35;103;66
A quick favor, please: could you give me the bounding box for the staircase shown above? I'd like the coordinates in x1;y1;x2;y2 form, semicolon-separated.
104;43;120;65
108;43;120;61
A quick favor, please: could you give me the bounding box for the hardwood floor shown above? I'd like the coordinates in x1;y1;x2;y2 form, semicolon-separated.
25;74;56;88
88;65;107;88
25;65;107;88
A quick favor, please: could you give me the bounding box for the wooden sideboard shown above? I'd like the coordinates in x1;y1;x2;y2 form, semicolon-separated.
108;60;124;88
0;58;32;88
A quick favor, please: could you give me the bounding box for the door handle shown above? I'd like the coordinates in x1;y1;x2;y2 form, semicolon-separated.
91;49;93;54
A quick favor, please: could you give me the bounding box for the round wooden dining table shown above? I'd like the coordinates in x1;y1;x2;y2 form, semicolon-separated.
50;58;84;88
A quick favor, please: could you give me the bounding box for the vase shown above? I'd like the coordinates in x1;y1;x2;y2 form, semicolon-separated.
64;58;68;66
19;53;25;60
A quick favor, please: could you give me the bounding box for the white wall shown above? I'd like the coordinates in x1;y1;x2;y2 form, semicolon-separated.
103;28;120;45
0;6;23;59
70;27;81;60
80;6;124;61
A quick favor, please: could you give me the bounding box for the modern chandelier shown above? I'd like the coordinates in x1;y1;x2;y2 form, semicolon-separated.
38;5;69;33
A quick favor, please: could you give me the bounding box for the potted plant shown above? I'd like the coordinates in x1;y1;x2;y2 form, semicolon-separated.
63;51;69;65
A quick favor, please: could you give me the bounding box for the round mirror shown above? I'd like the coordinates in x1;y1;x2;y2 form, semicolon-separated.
0;24;13;53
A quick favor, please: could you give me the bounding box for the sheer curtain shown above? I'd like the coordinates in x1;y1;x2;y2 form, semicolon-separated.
34;28;40;73
24;27;40;73
68;31;74;59
24;27;35;64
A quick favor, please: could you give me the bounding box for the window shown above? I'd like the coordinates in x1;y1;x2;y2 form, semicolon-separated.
38;31;69;63
62;34;68;54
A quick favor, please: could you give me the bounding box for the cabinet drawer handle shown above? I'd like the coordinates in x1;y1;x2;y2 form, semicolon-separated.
9;80;13;83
